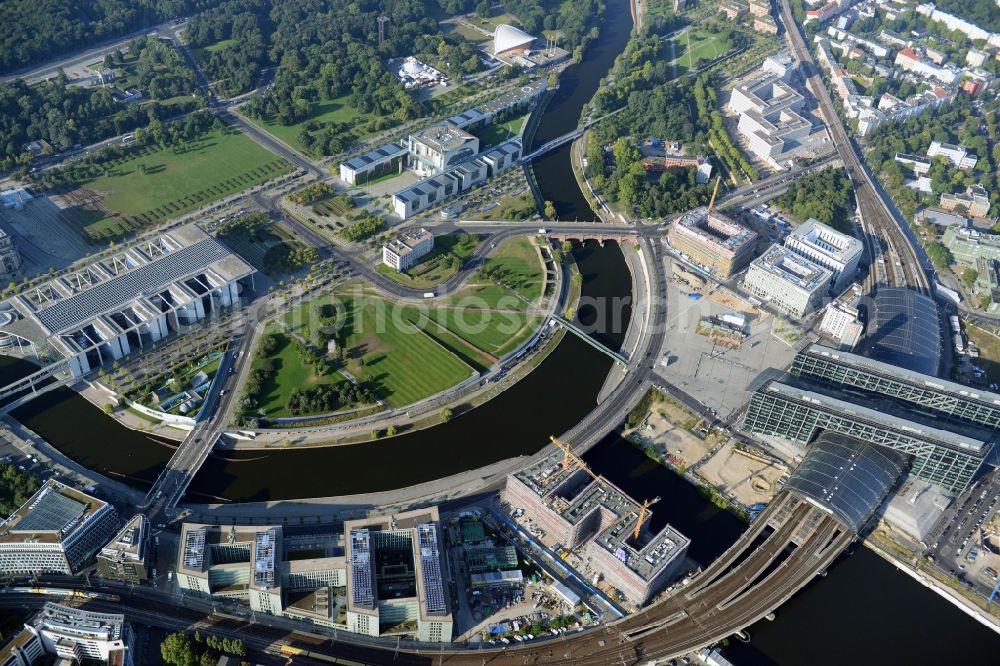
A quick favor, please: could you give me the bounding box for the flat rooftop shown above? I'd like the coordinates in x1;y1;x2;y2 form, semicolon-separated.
788;219;863;261
342;142;407;172
33;602;125;641
0;480;108;545
385;228;433;255
749;245;831;291
411;124;477;153
99;514;147;562
760;378;993;455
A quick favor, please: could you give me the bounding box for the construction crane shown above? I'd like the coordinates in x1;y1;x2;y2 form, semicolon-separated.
549;435;599;482
707;174;721;212
633;497;660;543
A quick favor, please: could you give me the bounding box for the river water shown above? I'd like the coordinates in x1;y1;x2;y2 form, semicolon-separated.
2;0;999;660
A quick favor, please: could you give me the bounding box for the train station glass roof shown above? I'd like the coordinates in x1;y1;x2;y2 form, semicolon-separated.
865;288;940;377
785;432;910;534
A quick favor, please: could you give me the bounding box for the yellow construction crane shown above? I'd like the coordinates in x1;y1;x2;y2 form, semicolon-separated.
707;174;721;212
549;435;599;482
633;497;660;543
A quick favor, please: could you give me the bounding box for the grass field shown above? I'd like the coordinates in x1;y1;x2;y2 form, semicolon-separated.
481;237;545;301
65;128;290;241
473;115;527;148
252;326;351;417
338;296;475;407
673;29;731;74
248;93;384;152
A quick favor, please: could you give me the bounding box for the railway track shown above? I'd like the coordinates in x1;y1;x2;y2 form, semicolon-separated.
778;0;930;297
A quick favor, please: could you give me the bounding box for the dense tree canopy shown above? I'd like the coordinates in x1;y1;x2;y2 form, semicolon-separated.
0;1;224;74
0;463;40;518
775;167;854;233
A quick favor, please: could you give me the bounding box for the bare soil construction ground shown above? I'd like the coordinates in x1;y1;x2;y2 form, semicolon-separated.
697;441;788;506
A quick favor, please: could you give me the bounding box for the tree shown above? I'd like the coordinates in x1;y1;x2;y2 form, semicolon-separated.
102;403;114;414
161;632;199;666
962;268;978;288
544;200;557;219
440;407;454;422
560;240;572;254
476;1;491;18
386;424;397;436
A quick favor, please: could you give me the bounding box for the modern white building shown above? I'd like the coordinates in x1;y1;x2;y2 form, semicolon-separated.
0;626;44;666
2;224;255;377
407;124;480;177
784;218;863;292
493;24;536;55
729;72;811;166
338;143;408;186
742;245;832;318
818;293;864;350
393;160;488;220
345;508;453;643
927;141;978;170
0;480;120;576
27;603;134;666
383;229;434;271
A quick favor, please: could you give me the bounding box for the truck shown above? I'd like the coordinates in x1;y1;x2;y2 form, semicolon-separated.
537;228;547;234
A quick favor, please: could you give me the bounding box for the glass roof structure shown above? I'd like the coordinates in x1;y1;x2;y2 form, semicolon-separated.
12;488;86;533
785;432;909;534
866;288;940;377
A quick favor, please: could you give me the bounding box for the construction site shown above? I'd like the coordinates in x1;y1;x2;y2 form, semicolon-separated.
501;437;690;608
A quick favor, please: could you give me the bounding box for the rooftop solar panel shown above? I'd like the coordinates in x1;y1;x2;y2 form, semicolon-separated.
34;238;232;334
417;524;447;614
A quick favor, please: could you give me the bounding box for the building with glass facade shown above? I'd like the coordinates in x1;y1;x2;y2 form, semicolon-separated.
743;344;999;493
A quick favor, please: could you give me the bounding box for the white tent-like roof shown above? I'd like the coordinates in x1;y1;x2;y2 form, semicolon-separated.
494;24;536;54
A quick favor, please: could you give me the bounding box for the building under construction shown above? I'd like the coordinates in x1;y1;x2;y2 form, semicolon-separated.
503;440;690;605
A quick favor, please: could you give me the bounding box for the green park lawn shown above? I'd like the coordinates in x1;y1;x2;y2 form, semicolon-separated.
674;29;731;73
251;326;350;417
337;296;476;407
473;115;527;147
248;93;380;152
66;128;290;241
480;236;544;301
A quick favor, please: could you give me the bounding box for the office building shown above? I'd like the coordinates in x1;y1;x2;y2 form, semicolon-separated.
28;603;134;666
783;218;863;292
668;207;758;277
407;124;480;177
504;456;689;606
742;245;832;318
0;627;44;666
0;480;119;575
749;0;770;16
0;228;21;278
927;141;978;170
96;514;149;584
762;49;794;80
817;291;863;350
940;184;990;218
178;512;452;642
743;343;1000;493
754;16;778;34
943;225;1000;264
2;224;255;378
393;159;488;219
344;508;453;642
382;229;434;271
728;72;811;166
338;143;407;186
894;152;932;176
